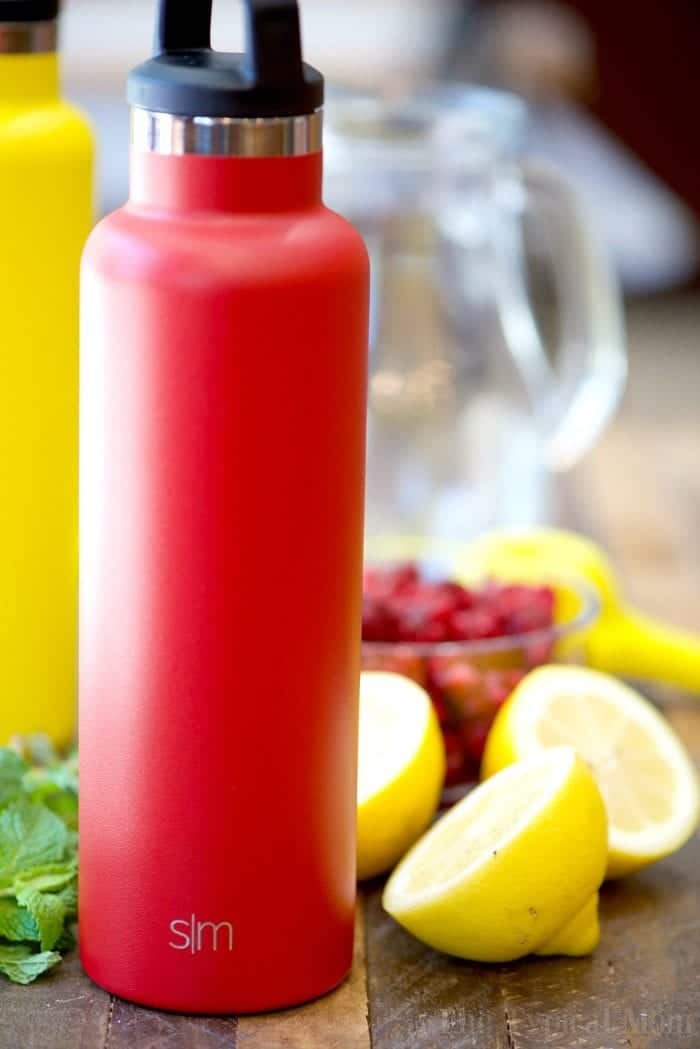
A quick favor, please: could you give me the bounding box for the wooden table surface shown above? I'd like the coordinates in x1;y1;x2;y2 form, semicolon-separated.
2;294;699;1048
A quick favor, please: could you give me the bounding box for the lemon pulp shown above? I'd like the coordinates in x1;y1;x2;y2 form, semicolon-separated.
384;747;607;961
483;666;700;877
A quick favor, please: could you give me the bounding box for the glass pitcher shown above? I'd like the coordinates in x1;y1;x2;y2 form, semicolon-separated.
324;87;626;562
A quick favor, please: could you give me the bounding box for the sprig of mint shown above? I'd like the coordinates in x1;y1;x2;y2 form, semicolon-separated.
0;744;78;983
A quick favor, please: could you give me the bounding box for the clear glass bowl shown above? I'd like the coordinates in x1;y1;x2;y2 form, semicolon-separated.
361;575;600;800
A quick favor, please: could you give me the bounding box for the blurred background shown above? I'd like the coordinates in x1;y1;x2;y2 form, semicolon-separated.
61;0;700;551
63;0;700;292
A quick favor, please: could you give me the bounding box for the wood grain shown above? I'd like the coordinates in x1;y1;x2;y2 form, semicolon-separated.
497;829;700;1049
0;949;110;1049
364;886;506;1049
105;1003;237;1049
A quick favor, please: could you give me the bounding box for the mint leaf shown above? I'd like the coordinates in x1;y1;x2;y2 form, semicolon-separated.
15;886;66;951
0;800;67;883
58;883;77;918
0;745;78;984
0;751;28;807
53;924;76;953
23;761;78;801
42;791;78;831
10;860;77;897
0;899;39;942
0;945;61;985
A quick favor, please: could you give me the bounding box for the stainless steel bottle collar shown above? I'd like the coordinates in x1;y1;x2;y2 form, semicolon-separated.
0;20;56;54
131;108;323;157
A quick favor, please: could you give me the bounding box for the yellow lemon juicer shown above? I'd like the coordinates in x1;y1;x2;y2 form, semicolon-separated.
460;529;700;693
0;3;93;744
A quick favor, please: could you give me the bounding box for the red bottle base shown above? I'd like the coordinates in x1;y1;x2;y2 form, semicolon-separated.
80;949;353;1015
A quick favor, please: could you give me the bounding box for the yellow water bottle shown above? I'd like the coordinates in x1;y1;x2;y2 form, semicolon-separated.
0;2;93;745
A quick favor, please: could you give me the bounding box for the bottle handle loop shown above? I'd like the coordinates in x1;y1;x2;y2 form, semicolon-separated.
155;0;304;87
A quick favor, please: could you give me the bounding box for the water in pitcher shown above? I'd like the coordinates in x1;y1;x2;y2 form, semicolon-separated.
325;86;626;562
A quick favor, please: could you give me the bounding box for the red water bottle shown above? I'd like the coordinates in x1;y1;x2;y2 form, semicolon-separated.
79;0;368;1013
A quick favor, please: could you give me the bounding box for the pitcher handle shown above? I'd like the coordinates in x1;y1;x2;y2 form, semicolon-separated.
519;163;627;472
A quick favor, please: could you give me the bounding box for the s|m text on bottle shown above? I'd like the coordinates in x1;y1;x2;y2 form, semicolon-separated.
169;915;234;953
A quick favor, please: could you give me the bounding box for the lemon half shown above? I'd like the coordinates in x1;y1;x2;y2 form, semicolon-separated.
383;746;607;960
482;665;700;878
357;672;445;880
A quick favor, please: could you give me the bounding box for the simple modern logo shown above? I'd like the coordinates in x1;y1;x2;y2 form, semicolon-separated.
169;914;234;954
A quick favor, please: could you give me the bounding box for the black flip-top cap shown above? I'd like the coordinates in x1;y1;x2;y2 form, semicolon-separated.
128;0;323;119
0;0;59;20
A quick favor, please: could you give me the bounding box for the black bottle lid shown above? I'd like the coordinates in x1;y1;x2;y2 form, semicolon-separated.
128;1;323;120
0;0;59;20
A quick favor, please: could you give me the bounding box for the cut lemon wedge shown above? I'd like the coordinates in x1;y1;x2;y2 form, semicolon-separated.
383;747;607;960
482;665;700;878
357;672;445;880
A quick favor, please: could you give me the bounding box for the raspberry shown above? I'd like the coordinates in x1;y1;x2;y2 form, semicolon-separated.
431;660;482;696
361;595;399;642
461;720;492;763
483;669;526;708
494;583;555;635
362;562;418;599
434;581;474;611
363;567;554;645
449;608;502;641
430;694;449;726
393;596;455;643
443;730;467;785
